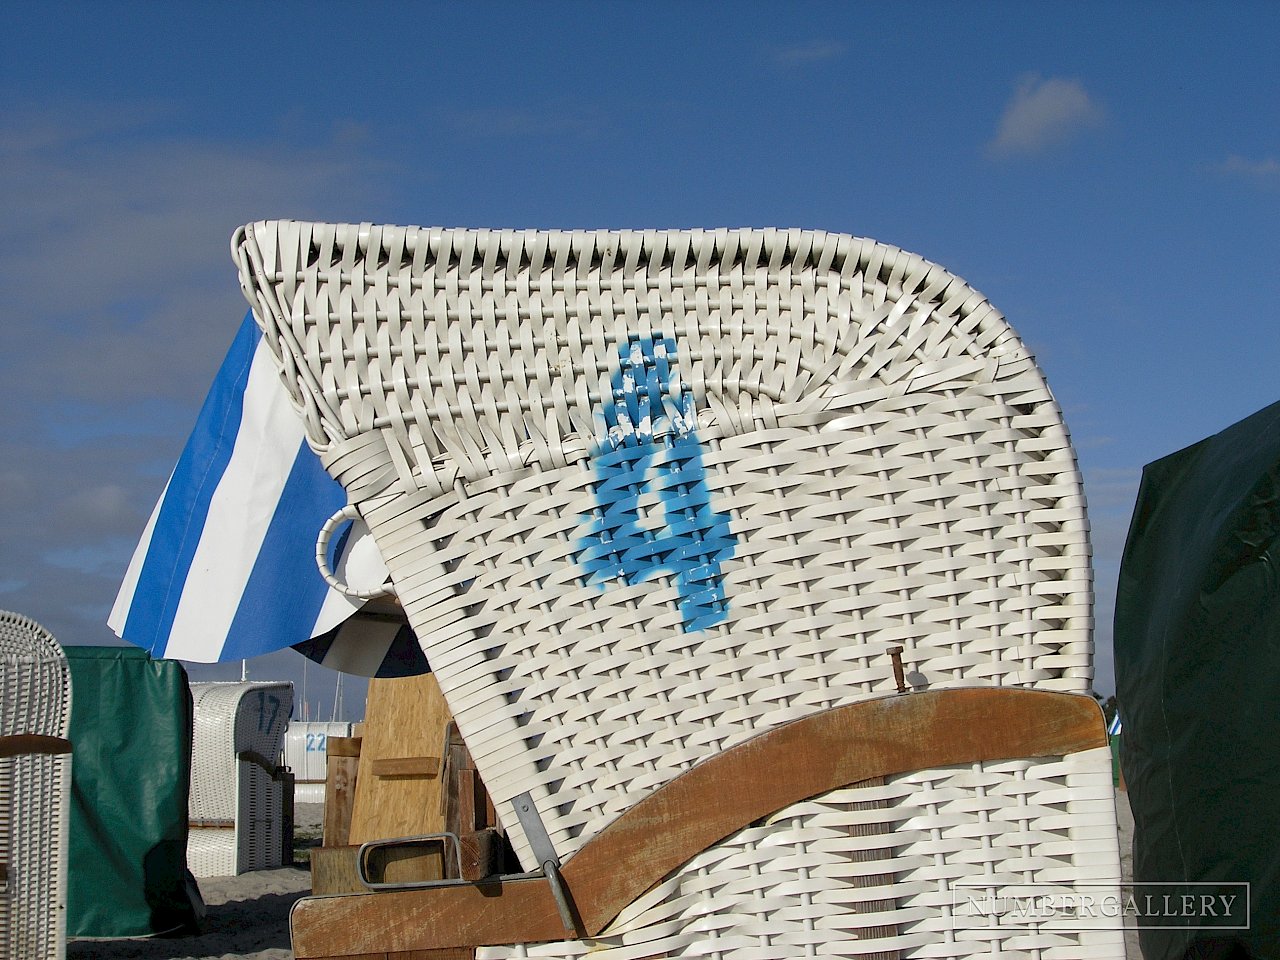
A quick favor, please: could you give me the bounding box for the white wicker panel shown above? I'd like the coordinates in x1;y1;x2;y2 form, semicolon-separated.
0;611;72;960
234;224;1117;958
293;782;325;805
188;681;293;877
185;826;237;879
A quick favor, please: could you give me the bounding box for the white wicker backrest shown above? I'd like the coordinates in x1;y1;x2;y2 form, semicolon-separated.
234;223;1094;868
0;613;71;741
0;611;72;960
188;681;293;876
189;682;293;821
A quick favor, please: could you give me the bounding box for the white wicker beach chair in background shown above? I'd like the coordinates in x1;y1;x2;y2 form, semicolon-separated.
0;611;72;960
187;681;294;877
283;720;353;806
235;223;1123;959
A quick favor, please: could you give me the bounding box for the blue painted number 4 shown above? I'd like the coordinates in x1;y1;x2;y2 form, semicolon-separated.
578;335;737;633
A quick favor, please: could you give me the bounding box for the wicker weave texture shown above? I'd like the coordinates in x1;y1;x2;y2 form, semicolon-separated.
234;223;1115;958
188;681;293;877
0;611;72;960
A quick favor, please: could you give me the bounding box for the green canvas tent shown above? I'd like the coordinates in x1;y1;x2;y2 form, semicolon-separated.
1116;399;1280;960
63;646;202;938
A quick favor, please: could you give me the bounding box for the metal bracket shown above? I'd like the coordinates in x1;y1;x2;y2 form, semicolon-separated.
511;791;560;869
512;791;581;936
356;832;464;890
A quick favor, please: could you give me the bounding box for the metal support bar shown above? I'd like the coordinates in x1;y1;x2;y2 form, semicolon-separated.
512;791;581;935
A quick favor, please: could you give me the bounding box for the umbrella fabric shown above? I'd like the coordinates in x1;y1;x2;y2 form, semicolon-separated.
109;312;425;677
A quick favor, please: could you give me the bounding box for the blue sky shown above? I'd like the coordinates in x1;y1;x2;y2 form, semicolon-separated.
2;2;1276;712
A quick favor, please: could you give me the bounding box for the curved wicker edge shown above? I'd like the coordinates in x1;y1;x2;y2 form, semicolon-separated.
0;609;72;960
290;687;1107;958
230;222;1016;465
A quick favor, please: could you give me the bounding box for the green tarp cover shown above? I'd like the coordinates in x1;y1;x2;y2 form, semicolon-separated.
64;645;200;937
1116;399;1280;960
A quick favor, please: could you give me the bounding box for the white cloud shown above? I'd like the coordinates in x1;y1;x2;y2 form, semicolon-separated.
987;75;1105;158
1216;154;1280;188
0;113;389;323
64;484;131;526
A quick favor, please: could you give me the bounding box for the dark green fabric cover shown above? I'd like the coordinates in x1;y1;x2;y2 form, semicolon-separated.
64;645;201;937
1116;400;1280;960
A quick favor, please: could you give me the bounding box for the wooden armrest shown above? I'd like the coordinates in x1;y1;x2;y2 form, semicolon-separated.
291;687;1106;959
0;734;72;759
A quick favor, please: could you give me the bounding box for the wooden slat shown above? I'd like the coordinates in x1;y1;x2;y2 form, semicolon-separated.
311;846;370;897
369;756;440;779
328;736;363;758
291;688;1105;958
0;734;72;758
441;723;504;880
324;751;360;847
294;876;566;958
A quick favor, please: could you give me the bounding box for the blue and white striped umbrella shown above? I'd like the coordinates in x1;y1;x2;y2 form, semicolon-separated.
109;312;426;677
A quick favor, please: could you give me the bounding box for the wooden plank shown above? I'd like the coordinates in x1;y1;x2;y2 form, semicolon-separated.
290;688;1106;958
0;734;72;758
369;756;441;779
348;674;454;845
324;752;360;847
311;846;369;896
292;874;566;958
441;724;504;880
328;736;363;758
456;829;500;882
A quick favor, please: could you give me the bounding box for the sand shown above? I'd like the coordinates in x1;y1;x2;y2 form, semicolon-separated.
67;799;1141;959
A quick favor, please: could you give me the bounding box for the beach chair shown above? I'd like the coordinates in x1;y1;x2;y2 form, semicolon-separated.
187;681;294;877
0;611;72;960
235;223;1123;959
